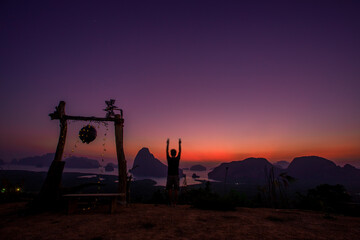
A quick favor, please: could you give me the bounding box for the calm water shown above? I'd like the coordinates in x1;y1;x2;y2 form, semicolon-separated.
1;164;214;186
134;169;214;186
1;164;119;175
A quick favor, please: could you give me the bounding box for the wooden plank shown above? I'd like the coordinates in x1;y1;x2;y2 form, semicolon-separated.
110;197;117;214
49;114;118;122
114;114;127;200
67;198;78;215
65;115;117;122
63;193;125;197
63;193;125;214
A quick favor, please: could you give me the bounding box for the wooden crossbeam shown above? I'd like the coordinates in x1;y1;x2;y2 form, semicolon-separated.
49;114;123;122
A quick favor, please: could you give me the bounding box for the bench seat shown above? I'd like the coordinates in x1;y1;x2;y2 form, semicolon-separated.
63;193;125;214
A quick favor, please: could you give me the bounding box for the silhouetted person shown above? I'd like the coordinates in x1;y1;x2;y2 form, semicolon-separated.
166;138;181;206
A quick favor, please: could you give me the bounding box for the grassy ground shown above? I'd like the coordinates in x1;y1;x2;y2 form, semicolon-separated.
1;202;360;240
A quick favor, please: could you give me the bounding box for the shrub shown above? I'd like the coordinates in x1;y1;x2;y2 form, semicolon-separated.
150;189;167;204
192;191;236;211
226;189;250;207
181;182;241;211
296;184;354;215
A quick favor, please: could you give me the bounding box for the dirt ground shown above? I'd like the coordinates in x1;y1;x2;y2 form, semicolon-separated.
0;202;359;240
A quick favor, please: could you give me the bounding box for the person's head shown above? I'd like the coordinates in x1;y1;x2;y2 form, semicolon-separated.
170;149;177;157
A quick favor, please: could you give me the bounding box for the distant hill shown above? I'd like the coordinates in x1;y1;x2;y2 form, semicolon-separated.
64;156;100;169
208;158;278;184
208;156;360;190
11;153;101;169
11;153;54;167
105;163;117;172
287;156;360;186
131;148;183;178
190;164;206;171
273;160;290;169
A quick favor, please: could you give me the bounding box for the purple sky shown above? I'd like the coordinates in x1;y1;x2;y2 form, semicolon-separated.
1;1;359;166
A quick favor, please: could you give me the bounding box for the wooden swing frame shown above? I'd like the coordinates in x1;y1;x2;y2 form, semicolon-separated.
37;101;126;206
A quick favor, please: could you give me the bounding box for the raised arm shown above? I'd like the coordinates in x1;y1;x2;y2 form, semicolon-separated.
177;138;181;158
166;138;170;158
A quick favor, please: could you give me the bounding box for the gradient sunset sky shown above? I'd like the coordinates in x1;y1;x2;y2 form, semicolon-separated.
1;1;359;166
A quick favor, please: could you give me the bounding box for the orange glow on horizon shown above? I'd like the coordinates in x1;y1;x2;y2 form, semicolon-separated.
10;127;359;166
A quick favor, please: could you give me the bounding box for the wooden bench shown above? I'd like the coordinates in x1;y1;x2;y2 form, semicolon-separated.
63;193;125;214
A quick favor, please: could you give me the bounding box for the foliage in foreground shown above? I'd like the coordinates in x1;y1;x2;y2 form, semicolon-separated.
150;181;250;211
296;184;360;216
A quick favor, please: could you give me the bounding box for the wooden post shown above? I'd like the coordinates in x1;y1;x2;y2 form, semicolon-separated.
36;101;67;207
114;114;126;203
53;101;67;162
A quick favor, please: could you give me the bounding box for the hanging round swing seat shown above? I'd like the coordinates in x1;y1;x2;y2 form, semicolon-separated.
79;125;97;144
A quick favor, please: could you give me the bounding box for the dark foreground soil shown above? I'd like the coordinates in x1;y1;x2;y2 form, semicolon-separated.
0;202;359;240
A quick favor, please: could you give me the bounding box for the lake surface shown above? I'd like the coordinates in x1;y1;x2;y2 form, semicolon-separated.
134;169;215;186
1;164;214;186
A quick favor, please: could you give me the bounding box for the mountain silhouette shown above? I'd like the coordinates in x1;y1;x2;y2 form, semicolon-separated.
287;156;360;186
104;163;116;172
190;164;206;171
208;157;278;184
11;153;54;167
208;156;360;189
64;156;100;168
131;147;183;178
11;153;101;169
